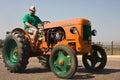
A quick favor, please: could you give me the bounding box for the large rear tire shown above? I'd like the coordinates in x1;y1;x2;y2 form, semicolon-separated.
2;31;30;72
82;45;107;72
49;45;78;79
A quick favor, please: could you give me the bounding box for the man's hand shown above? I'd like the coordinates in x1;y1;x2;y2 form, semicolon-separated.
25;22;37;29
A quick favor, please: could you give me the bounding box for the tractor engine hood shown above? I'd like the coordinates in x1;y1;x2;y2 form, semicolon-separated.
44;18;91;29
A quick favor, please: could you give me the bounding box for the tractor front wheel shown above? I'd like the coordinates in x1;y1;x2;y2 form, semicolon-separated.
49;45;78;79
82;45;107;72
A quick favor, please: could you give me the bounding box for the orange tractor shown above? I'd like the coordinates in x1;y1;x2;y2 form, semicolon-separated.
2;18;107;79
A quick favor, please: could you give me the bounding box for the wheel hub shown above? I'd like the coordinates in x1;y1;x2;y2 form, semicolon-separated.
91;56;96;60
59;59;64;65
13;48;18;54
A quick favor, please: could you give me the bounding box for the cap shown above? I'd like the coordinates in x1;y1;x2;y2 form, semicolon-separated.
29;5;36;11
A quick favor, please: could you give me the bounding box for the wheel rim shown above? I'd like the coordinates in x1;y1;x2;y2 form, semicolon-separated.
52;50;71;76
4;39;19;67
84;49;103;69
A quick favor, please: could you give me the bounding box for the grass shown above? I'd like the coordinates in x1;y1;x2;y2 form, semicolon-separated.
104;48;120;55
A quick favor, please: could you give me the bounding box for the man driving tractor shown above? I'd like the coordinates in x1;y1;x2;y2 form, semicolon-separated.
23;5;42;43
3;5;107;79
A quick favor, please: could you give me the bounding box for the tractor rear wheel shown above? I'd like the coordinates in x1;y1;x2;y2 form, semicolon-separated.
49;45;78;79
82;45;107;72
2;31;30;72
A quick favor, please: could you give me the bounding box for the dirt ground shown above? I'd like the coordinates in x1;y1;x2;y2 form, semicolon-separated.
0;55;120;80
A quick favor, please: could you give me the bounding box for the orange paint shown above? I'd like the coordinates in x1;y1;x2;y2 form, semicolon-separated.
12;18;92;56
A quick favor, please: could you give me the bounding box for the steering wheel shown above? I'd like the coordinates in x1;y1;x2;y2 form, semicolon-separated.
43;21;50;24
39;21;50;25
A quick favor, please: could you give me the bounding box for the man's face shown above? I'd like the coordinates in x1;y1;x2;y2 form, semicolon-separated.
29;9;35;15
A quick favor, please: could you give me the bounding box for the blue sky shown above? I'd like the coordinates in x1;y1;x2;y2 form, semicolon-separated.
0;0;120;43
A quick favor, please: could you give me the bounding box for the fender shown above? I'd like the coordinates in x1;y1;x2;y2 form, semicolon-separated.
11;28;30;39
11;28;33;49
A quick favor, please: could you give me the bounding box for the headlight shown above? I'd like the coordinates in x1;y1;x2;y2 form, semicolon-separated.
70;27;78;34
91;29;97;36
